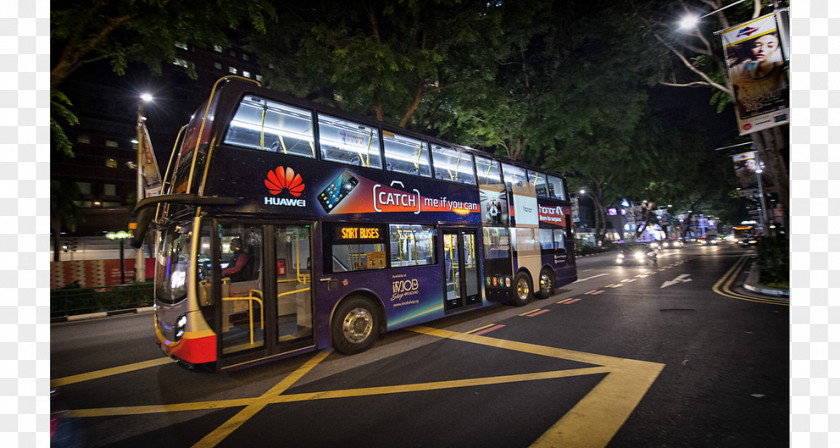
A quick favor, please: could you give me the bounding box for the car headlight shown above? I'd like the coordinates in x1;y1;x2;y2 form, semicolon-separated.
634;251;645;261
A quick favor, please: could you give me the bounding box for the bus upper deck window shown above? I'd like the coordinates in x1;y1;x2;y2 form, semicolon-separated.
224;95;316;158
529;170;548;197
501;163;527;190
318;114;383;169
431;145;476;185
546;175;566;200
475;155;502;186
383;131;432;178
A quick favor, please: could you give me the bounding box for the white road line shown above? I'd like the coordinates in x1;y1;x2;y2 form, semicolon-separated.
573;273;608;283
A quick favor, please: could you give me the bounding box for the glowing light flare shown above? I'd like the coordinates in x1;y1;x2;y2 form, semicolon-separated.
679;15;700;30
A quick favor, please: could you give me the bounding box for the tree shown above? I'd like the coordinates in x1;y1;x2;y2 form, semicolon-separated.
51;181;85;262
248;0;504;129
51;1;277;255
647;0;790;231
51;0;275;90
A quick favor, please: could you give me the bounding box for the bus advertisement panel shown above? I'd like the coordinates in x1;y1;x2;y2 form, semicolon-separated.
203;151;481;224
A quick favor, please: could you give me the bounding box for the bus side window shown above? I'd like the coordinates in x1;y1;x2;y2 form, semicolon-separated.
389;224;436;267
431;145;476;185
529;170;548;197
383;132;432;178
539;228;554;250
318;114;383;169
547;175;566;200
224;95;316;158
554;228;566;252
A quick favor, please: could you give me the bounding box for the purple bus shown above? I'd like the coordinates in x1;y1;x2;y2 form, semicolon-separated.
134;76;577;371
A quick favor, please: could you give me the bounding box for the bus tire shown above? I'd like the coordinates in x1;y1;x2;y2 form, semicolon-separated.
508;272;534;306
536;268;555;299
332;296;380;355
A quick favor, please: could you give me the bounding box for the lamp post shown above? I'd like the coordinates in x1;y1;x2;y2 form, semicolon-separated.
136;93;153;282
106;231;131;284
755;166;768;237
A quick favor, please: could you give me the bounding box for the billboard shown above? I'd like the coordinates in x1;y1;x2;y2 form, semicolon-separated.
721;13;789;135
732;151;758;197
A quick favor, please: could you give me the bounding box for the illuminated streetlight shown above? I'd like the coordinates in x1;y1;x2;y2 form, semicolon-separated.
678;0;748;30
679;15;700;30
106;230;131;284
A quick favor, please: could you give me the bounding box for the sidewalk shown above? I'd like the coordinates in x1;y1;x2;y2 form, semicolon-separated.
742;258;790;298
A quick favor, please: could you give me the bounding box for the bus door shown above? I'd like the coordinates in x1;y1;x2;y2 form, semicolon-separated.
442;228;481;311
201;223;267;357
200;221;313;364
272;224;314;347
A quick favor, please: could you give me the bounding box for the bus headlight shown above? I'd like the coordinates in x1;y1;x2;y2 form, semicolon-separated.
175;314;187;341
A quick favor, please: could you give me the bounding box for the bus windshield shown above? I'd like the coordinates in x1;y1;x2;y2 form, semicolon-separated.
155;223;192;304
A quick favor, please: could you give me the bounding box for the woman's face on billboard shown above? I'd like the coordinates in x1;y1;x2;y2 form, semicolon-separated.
751;34;779;62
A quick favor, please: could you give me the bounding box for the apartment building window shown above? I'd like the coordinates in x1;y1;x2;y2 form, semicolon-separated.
255;74;263;83
175;41;189;50
228;66;238;75
103;184;117;196
75;182;92;195
105;140;119;148
174;57;193;69
242;52;250;61
213;61;223;70
77;134;90;144
105;158;117;169
213;44;223;53
242;70;251;78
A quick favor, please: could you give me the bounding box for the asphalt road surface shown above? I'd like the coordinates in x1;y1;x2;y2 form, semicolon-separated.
50;244;789;448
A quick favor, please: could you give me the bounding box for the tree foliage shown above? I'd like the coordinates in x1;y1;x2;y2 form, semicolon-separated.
248;0;503;128
51;0;277;89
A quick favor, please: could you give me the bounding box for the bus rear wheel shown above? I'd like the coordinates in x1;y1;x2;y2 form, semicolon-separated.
536;268;555;299
332;296;380;355
508;272;534;306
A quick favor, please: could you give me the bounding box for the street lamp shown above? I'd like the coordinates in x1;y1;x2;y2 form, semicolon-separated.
136;93;153;282
106;230;131;284
679;0;750;30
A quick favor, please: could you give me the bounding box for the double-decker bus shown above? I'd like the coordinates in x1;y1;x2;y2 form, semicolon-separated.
133;76;577;370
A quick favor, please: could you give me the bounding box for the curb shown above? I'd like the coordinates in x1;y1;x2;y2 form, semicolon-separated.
742;259;790;298
51;306;155;324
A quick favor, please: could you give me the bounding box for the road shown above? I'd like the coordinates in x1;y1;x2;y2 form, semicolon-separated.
50;244;789;448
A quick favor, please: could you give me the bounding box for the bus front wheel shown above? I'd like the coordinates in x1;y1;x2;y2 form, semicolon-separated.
508;272;534;306
332;296;380;355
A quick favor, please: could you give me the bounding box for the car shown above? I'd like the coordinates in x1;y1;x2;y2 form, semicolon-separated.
659;238;684;249
739;235;761;247
616;243;658;265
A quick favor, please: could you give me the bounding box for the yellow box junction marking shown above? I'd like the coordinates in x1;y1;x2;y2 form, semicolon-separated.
64;327;665;448
51;357;176;388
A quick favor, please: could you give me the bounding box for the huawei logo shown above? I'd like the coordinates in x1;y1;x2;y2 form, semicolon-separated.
265;166;305;197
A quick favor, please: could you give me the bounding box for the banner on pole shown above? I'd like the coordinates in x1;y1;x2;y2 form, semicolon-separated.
721;13;789;136
141;124;162;197
732;151;758;197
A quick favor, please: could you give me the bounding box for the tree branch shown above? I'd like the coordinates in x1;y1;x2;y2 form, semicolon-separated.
653;31;732;97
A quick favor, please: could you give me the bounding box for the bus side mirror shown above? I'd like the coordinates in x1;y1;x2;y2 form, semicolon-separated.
130;207;155;249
